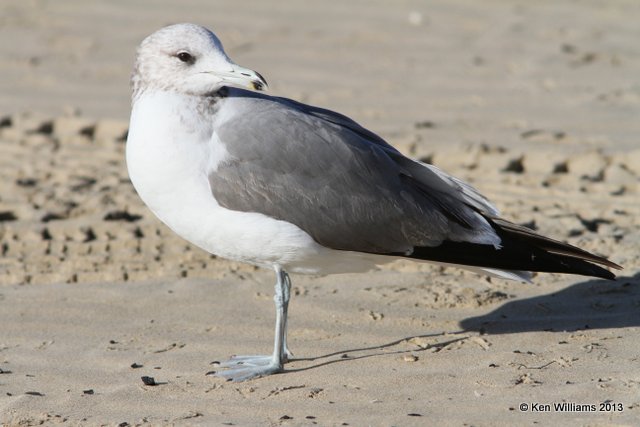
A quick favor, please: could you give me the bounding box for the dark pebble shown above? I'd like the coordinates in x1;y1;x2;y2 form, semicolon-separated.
16;178;38;187
0;211;17;222
141;376;156;386
104;211;142;222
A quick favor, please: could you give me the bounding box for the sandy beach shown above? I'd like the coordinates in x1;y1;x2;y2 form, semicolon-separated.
1;1;639;425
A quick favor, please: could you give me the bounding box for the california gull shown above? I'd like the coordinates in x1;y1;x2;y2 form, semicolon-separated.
126;23;621;381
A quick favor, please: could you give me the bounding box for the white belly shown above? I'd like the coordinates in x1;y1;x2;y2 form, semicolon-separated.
126;92;382;274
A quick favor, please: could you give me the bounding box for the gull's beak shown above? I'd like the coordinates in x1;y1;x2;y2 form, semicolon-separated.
211;64;268;91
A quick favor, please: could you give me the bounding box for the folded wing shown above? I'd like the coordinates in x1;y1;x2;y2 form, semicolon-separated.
209;89;620;279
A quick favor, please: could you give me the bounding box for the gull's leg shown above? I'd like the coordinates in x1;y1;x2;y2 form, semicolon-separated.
213;266;291;381
281;269;294;361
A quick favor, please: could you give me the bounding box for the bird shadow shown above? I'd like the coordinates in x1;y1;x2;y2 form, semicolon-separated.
459;271;640;334
285;332;468;374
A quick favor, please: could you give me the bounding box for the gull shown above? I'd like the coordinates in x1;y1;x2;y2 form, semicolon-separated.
126;23;621;381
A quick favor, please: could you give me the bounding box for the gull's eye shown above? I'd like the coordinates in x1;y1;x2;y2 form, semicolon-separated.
176;51;195;64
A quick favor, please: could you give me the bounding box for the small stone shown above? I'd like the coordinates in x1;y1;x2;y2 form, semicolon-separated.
141;376;156;386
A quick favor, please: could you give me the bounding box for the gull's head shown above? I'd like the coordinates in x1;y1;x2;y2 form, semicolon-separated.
131;23;267;99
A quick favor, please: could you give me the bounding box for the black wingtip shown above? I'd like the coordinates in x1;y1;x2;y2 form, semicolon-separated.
402;217;620;281
565;259;617;281
406;241;619;281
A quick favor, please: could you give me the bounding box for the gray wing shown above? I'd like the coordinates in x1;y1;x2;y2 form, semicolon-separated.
209;90;500;254
277;95;500;217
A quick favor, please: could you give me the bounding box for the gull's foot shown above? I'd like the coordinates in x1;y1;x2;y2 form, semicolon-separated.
211;355;283;382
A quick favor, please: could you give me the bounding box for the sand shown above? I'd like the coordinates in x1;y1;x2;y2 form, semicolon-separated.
1;0;639;425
